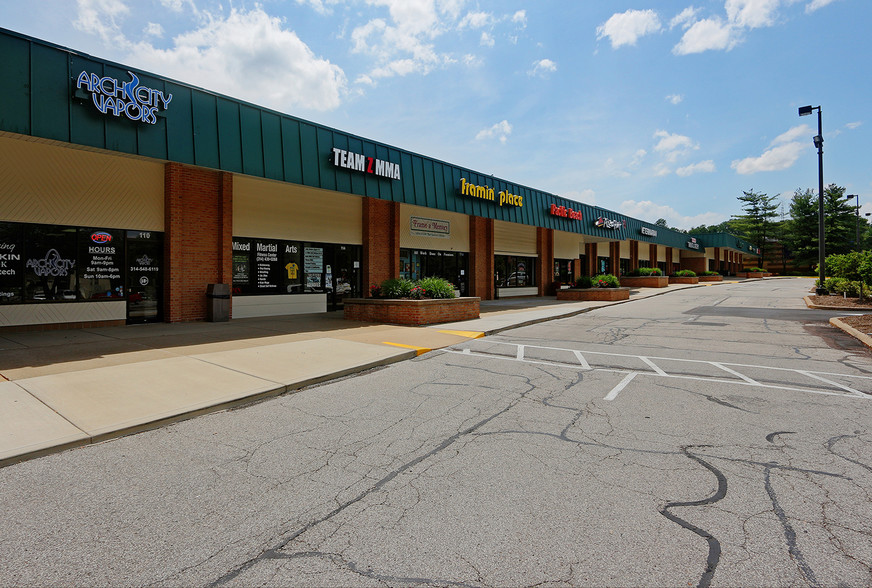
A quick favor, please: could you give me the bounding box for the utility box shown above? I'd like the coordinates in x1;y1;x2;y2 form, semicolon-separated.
206;283;230;322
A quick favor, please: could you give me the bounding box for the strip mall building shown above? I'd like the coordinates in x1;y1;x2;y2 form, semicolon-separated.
0;28;755;330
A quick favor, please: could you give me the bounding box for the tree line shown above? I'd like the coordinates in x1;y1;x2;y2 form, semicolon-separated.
655;184;866;273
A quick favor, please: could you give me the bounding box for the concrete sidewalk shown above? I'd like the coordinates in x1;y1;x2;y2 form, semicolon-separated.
0;282;719;466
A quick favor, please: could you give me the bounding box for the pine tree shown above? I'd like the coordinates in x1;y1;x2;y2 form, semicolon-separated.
731;190;779;265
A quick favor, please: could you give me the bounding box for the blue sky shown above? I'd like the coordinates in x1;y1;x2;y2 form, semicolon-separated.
1;0;869;229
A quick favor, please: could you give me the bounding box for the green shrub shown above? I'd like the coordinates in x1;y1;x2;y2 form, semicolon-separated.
379;278;414;298
593;274;620;288
672;270;697;277
377;277;456;299
820;278;861;297
746;267;765;273
416;276;456;299
575;275;593;289
702;270;720;276
649;268;663;276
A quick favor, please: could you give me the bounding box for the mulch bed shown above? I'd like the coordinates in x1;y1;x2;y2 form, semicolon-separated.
808;295;872;334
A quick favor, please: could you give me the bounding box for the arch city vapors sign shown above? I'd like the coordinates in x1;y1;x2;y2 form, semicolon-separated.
75;70;172;124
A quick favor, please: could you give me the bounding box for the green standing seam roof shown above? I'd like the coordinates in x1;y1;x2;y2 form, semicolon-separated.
0;27;749;254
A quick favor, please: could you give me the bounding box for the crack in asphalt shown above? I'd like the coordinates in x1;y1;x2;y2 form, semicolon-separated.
209;363;534;586
764;431;821;587
657;446;727;588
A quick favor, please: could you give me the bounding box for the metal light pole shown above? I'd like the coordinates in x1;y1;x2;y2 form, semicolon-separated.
799;105;827;295
846;194;859;250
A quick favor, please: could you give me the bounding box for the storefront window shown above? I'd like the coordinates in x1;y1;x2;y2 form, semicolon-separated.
24;224;77;302
78;227;124;300
0;221;136;305
0;222;24;304
554;259;572;283
597;256;610;275
399;248;468;295
495;255;536;288
619;258;630;277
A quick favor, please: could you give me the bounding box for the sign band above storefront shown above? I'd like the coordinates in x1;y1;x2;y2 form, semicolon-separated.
331;147;401;180
75;70;172;125
549;204;582;220
458;178;522;207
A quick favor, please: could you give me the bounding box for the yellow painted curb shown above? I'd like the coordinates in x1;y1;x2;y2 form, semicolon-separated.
437;330;485;339
381;342;432;356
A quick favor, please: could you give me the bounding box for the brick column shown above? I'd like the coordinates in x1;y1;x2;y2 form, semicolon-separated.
164;162;232;323
469;216;494;299
362;197;400;295
665;247;673;273
607;242;618;275
536;227;554;296
713;247;720;273
585;243;597;275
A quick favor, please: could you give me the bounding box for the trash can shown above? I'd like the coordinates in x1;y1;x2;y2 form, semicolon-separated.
206;283;230;322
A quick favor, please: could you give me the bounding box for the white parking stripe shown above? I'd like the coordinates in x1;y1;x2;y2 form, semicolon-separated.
711;362;761;385
799;371;867;397
516;345;525;360
443;349;865;399
640;357;667;376
573;350;592;370
605;372;637;401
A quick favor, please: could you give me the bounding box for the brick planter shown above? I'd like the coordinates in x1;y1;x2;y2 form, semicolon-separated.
557;288;630;301
619;276;668;288
746;272;766;278
698;275;723;282
344;297;480;326
668;276;700;284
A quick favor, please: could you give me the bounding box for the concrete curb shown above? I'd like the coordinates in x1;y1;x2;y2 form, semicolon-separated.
803;295;872;311
830;317;872;351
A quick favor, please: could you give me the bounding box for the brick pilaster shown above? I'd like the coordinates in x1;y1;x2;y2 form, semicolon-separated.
469;216;494;299
362;198;400;295
164;162;232;322
536;227;554;295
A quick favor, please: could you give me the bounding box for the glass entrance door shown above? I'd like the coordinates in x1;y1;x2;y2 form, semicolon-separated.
328;244;361;310
126;230;163;323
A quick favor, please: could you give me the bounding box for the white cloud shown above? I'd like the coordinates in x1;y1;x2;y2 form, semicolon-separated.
846;121;862;130
673;18;738;55
74;0;130;44
480;32;494;47
730;125;811;174
619;200;725;229
512;10;527;26
596;9;662;49
158;0;185;12
350;0;460;81
725;0;782;29
459;11;491;29
806;0;840;12
653;130;699;162
666;94;683;104
731;142;805;174
475;120;512;144
143;22;163;38
676;160;716;177
129;7;347;112
294;0;341;15
670;7;700;29
529;58;556;77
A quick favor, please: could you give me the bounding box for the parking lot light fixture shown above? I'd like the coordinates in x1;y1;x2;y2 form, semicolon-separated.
799;105;827;295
